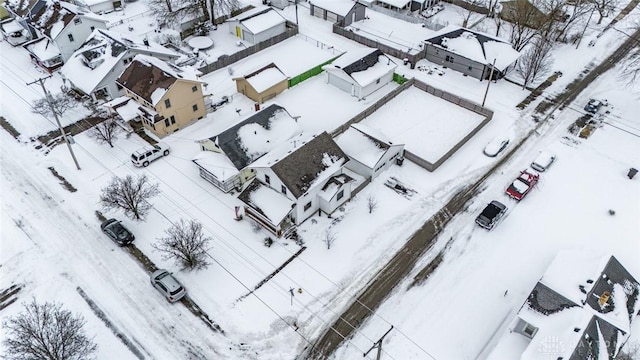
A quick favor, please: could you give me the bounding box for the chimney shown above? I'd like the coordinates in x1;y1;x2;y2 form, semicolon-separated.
598;291;610;306
143;38;149;46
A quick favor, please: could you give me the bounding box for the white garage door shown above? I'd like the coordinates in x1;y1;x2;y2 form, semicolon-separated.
326;11;338;23
328;73;353;94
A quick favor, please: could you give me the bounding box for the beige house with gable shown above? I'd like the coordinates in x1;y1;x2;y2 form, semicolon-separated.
233;63;289;104
116;54;206;138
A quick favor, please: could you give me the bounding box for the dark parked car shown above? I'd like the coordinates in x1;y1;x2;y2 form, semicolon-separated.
475;201;507;230
150;269;187;303
584;98;606;114
100;219;135;246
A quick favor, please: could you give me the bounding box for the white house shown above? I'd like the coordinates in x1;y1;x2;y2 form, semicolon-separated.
336;123;404;179
226;7;286;45
23;1;107;70
239;131;352;236
488;250;640;360
322;47;397;100
193;104;302;193
59;29;179;101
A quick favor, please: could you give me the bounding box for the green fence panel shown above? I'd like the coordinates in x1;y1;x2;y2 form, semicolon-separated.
288;54;344;88
393;73;409;85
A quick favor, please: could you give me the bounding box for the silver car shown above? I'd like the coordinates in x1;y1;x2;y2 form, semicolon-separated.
150;269;187;303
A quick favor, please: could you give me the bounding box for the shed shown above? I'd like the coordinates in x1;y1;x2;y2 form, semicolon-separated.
309;0;366;26
226;7;286;45
233;63;289;104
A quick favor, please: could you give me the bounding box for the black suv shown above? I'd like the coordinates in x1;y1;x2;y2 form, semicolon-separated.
475;201;507;230
100;219;135;246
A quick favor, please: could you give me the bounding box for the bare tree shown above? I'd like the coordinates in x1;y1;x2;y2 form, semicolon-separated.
153;219;211;270
616;341;640;360
322;228;337;250
100;174;159;220
149;0;207;29
502;0;547;51
587;0;618;24
89;118;120;147
367;195;378;214
31;92;74;118
456;0;487;27
620;25;640;87
209;0;240;24
516;37;554;88
2;298;97;360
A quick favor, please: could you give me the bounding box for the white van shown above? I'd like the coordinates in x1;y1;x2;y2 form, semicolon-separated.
131;143;170;167
531;151;556;172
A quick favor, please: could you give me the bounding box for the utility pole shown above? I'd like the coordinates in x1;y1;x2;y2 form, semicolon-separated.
363;325;393;360
482;58;496;107
576;6;595;49
27;76;81;170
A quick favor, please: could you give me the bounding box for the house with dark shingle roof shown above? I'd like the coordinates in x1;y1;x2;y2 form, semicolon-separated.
193;104;302;193
489;250;640;360
322;47;397;100
238;131;352;236
22;1;107;70
423;26;521;80
116;54;206;138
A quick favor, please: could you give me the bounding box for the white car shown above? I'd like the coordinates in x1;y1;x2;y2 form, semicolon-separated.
531;151;556;172
483;137;510;157
131;143;170;167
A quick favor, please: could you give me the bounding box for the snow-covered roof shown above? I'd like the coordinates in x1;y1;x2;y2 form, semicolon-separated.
241;9;285;34
117;54;201;105
323;48;397;87
375;0;410;8
493;250;640;360
23;37;60;61
1;19;26;33
425;26;521;70
336;124;389;168
192;151;239;182
4;0;42;17
60;29;178;94
244;65;288;93
206;104;302;170
103;96;146;121
310;0;357;16
240;180;294;225
30;1;106;40
251;132;348;199
226;6;271;21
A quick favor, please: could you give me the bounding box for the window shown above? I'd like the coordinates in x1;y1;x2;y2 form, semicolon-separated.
164;99;171;108
68;34;74;42
376;78;381;84
74;18;81;25
191;85;198;92
164;119;170;127
446;55;454;63
522;323;537;338
468;65;473;71
192;104;198;112
336;190;344;201
265;175;270;184
90;26;95;31
123;58;129;65
304;201;312;211
281;185;286;194
170;115;176;124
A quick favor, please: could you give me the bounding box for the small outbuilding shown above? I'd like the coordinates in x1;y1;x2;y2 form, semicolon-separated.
226;7;286;45
233;63;289;104
322;47;397;100
309;0;366;26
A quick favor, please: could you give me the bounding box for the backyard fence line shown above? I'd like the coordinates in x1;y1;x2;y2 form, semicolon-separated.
369;4;446;31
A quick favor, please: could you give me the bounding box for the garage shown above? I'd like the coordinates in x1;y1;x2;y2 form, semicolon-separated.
326;73;353;94
312;6;324;18
326;11;338;23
